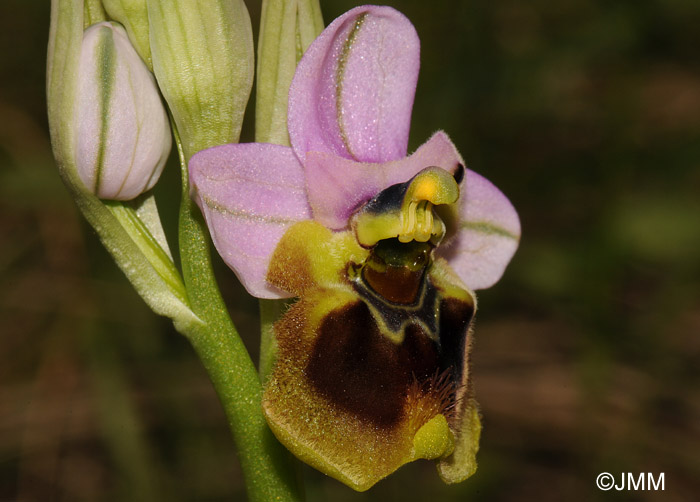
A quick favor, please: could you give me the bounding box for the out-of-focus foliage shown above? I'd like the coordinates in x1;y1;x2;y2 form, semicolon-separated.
1;0;699;500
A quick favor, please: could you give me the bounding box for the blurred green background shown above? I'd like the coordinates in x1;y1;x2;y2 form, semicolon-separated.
2;0;699;500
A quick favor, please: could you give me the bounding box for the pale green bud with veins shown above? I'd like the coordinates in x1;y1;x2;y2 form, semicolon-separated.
102;0;152;68
256;0;324;145
147;0;254;159
75;21;171;200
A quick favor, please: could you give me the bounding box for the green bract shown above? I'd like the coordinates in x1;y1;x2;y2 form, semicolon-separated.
256;0;324;145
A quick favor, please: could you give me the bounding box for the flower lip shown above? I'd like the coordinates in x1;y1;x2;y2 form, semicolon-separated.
263;217;480;491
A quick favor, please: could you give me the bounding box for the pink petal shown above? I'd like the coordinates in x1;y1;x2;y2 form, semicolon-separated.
288;5;419;165
437;169;521;290
305;131;464;229
189;143;312;299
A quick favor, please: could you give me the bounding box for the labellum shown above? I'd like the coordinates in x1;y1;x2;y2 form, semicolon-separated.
264;166;481;491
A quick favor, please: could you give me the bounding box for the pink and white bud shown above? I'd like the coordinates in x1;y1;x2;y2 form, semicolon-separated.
75;22;171;200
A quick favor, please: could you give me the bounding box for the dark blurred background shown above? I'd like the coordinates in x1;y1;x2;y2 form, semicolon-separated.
1;0;699;500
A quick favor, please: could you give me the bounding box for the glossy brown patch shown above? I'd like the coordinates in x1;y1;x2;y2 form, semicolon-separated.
362;265;424;304
307;301;440;428
438;298;475;381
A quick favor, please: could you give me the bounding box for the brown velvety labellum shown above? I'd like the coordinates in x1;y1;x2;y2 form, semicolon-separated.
437;298;475;386
307;301;440;428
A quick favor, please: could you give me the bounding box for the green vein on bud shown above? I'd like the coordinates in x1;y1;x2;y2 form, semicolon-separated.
94;26;116;194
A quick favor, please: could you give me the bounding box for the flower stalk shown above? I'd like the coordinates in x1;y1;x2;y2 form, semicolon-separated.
173;127;303;502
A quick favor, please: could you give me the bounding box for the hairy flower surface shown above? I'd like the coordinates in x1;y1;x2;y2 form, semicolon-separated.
189;5;520;491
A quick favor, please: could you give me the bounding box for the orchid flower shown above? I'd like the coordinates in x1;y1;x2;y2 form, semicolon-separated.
189;5;520;492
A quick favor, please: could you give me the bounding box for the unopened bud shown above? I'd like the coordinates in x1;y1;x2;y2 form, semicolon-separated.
148;0;254;159
102;0;152;68
75;22;171;200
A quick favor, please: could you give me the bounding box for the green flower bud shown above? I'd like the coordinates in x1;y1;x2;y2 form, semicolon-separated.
75;21;171;200
256;0;324;145
147;0;254;159
102;0;152;68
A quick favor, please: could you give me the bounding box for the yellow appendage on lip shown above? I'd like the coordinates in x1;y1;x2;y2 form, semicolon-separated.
413;414;455;460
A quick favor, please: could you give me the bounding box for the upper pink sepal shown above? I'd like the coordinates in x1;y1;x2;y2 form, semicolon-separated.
189;143;313;298
304;131;464;229
288;5;420;165
437;169;521;290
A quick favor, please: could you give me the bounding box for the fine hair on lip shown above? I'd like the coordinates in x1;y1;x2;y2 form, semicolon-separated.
405;367;459;431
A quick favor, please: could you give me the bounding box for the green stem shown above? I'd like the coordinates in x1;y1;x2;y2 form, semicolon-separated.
174;132;303;502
